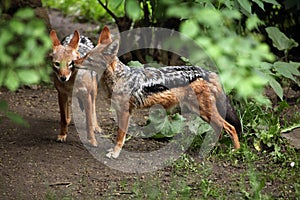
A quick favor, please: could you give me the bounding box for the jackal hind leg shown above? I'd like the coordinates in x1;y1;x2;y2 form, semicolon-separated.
79;91;98;147
191;103;240;149
208;107;240;149
190;87;240;149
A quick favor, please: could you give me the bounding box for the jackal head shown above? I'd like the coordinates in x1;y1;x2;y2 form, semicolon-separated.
74;26;119;74
49;30;80;82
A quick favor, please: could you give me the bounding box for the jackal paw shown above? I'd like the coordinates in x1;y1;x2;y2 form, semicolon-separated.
94;126;102;134
88;138;98;147
106;147;121;159
56;134;67;142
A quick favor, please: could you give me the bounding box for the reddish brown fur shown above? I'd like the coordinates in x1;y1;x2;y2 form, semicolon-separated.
50;30;101;147
123;77;240;149
107;64;240;158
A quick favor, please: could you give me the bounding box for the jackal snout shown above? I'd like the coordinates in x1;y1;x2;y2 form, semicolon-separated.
52;61;74;82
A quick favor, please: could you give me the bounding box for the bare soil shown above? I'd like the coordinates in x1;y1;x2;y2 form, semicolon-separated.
0;9;299;199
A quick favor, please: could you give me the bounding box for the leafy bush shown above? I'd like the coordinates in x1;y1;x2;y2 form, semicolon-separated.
0;8;51;91
0;7;51;125
42;0;124;22
261;26;299;100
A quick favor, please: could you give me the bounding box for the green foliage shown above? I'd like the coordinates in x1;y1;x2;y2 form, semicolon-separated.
261;26;300;100
127;60;144;68
144;109;185;138
131;174;193;199
0;7;51;126
144;107;215;140
239;100;299;162
0;8;51;91
242;165;270;200
125;0;142;21
259;61;300;100
163;0;278;103
42;0;124;22
266;26;298;52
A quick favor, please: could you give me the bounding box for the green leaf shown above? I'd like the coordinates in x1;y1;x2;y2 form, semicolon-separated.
288;62;300;75
196;9;222;26
196;0;215;8
188;116;211;135
253;0;265;10
222;9;241;20
223;0;234;9
6;111;29;127
253;138;261;151
0;29;13;51
15;8;35;19
246;14;264;30
268;76;283;100
237;0;252;14
166;5;191;18
262;0;280;6
9;19;25;34
110;0;124;9
273;61;300;83
127;60;143;68
259;62;273;71
169;113;185;134
4;70;19;91
265;26;298;51
125;0;142;20
148;111;185;138
180;20;199;38
17;69;40;85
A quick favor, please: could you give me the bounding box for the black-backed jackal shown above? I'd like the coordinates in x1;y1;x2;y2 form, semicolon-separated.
49;30;101;147
75;26;242;158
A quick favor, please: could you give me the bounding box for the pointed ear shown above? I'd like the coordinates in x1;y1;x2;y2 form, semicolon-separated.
69;30;80;49
50;30;61;47
98;26;112;45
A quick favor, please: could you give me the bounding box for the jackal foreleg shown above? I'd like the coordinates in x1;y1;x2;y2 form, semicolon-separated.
57;92;70;142
77;89;98;147
106;98;131;158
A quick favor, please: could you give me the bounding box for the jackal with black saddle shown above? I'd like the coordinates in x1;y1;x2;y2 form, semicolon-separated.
74;26;242;158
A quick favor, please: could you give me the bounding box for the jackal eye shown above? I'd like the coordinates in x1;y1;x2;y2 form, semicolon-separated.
68;61;74;68
54;62;60;67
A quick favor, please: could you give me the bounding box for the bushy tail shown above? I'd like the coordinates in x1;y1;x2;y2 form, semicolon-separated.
216;95;242;136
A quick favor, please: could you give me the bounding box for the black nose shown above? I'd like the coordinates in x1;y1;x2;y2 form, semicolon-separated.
60;76;67;82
